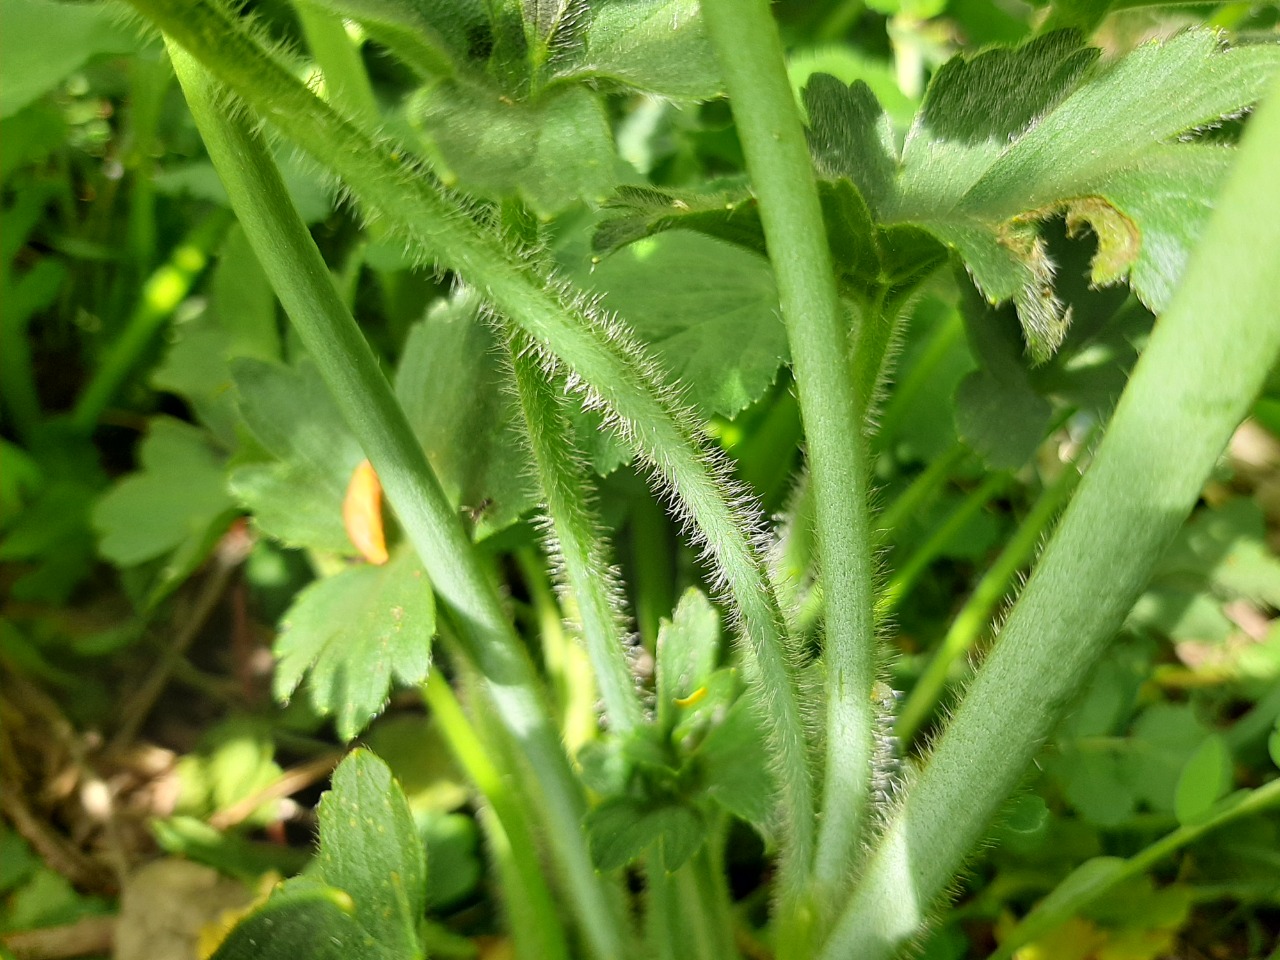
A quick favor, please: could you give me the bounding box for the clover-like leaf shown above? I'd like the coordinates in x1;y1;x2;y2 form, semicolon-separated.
92;418;236;573
805;29;1280;360
274;547;434;741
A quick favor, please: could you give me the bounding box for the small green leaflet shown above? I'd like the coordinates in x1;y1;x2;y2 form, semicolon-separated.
210;750;425;960
275;547;434;741
805;29;1280;361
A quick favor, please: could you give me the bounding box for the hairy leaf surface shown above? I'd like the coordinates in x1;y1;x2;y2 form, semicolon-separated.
805;29;1280;359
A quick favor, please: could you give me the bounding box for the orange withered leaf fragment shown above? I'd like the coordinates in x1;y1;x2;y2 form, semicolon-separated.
343;459;389;565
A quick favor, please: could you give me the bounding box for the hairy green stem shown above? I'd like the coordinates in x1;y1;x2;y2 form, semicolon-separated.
423;671;571;960
135;0;812;884
895;455;1084;746
702;0;877;916
167;45;629;960
71;209;231;434
819;75;1280;960
509;331;645;735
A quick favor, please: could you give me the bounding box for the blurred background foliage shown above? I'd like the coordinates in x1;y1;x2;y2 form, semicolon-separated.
1;0;1278;957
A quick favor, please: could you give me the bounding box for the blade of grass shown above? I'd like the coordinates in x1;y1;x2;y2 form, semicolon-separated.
166;45;630;960
422;670;572;960
818;74;1280;960
70;209;231;434
702;0;878;922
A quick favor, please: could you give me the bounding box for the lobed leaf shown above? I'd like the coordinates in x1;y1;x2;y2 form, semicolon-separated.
274;547;434;741
804;29;1280;360
92;418;235;568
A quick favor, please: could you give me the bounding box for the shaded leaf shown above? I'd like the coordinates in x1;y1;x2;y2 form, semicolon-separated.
394;289;537;537
229;359;365;554
414;80;621;215
275;548;434;741
804;31;1280;360
584;797;705;871
208;877;388;960
565;230;788;421
0;0;141;117
92;418;235;568
697;696;775;836
559;0;722;100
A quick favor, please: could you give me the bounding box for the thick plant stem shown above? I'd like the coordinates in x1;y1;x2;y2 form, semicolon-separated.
422;671;571;960
167;46;630;960
818;76;1280;960
70;210;231;434
703;0;878;915
895;455;1084;746
135;0;813;885
508;330;646;736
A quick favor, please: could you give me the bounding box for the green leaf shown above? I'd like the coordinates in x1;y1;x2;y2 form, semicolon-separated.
0;0;142;117
1174;734;1232;825
209;877;388;960
413;80;621;215
804;30;1280;360
788;47;915;128
394;290;537;538
592;184;766;258
1270;720;1280;769
557;0;723;100
566;231;788;421
697;697;775;836
92;418;236;568
314;750;427;955
1128;703;1212;814
176;718;284;827
274;547;434;741
584;797;705;871
302;0;486;77
656;587;721;732
229;359;365;554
